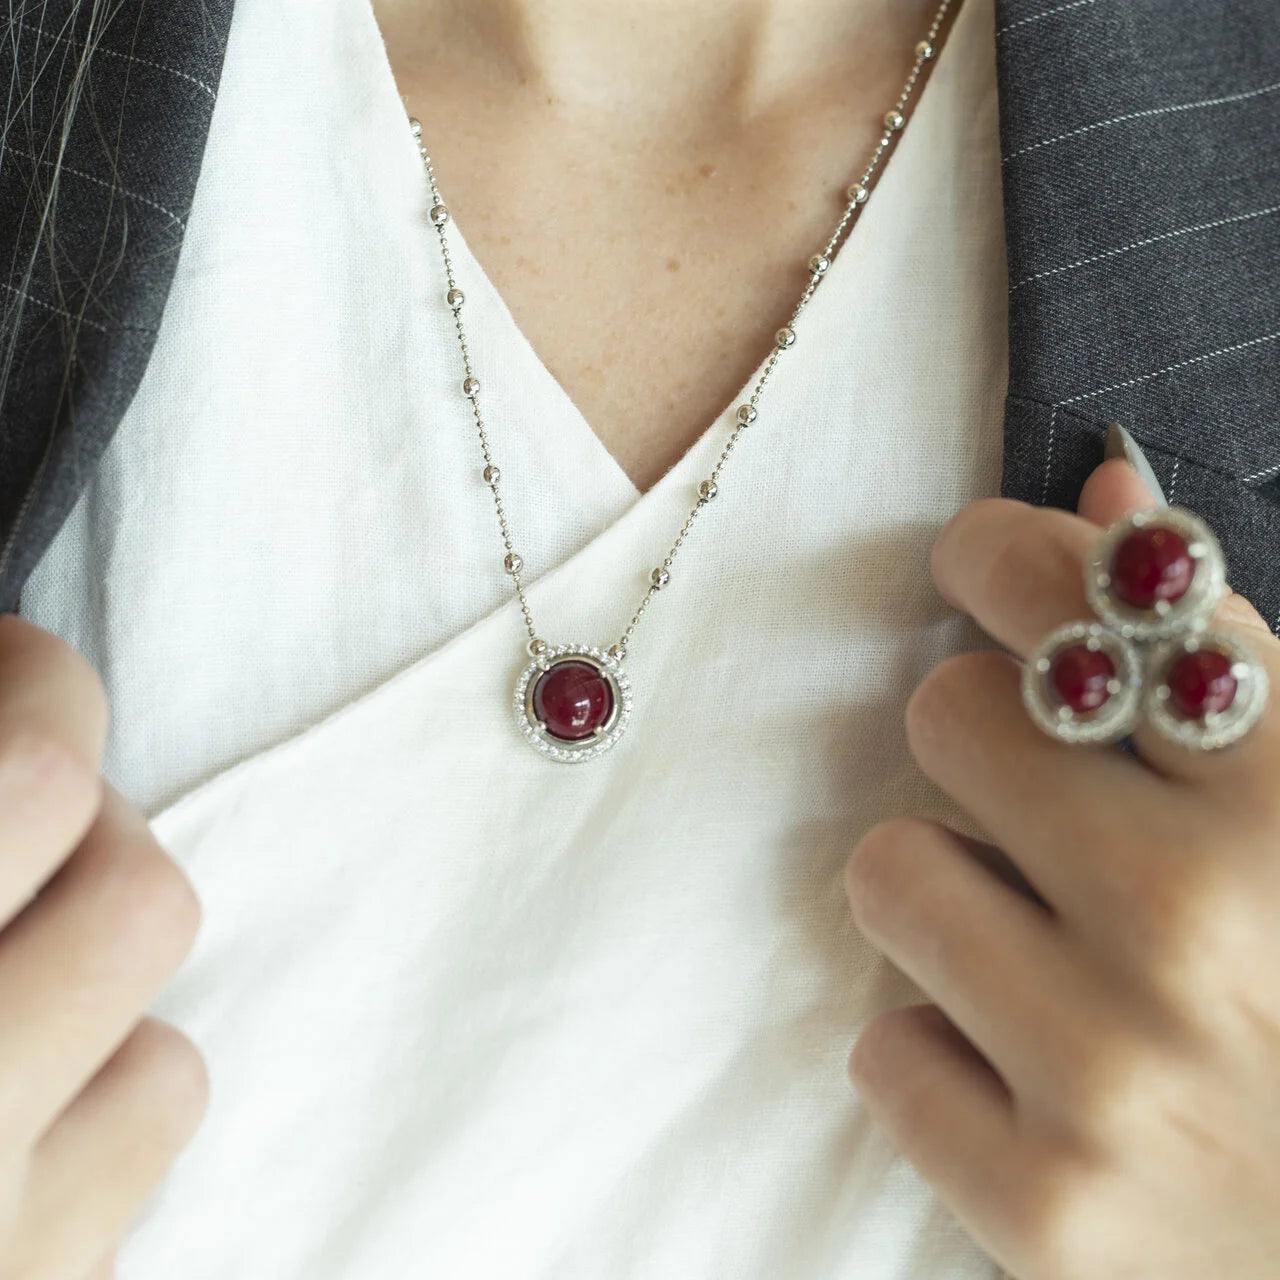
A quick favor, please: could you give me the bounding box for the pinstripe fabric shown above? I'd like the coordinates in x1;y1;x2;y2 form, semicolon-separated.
0;0;1276;625
995;0;1280;629
0;0;236;611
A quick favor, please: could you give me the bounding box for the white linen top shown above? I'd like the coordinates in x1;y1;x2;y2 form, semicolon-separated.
20;0;1012;1274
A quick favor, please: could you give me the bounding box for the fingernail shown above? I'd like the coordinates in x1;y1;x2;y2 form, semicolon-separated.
1104;423;1169;506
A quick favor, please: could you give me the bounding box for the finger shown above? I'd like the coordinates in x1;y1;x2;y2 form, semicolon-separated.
1215;586;1280;642
957;831;1048;908
931;498;1100;660
933;495;1279;663
906;650;1183;920
1126;622;1280;787
1079;450;1278;644
1076;456;1280;782
0;616;109;771
83;1257;117;1280
1076;455;1163;528
0;617;108;927
932;498;1280;789
848;1003;1021;1265
6;1019;207;1280
0;786;202;1142
845;820;1099;1104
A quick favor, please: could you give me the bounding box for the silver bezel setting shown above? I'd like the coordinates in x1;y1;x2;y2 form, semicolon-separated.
1143;630;1270;751
514;645;632;762
1022;621;1144;744
1084;506;1227;641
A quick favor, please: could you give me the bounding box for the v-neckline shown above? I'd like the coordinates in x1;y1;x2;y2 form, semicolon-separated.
356;0;959;510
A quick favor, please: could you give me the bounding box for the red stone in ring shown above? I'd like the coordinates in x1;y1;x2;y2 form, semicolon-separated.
532;659;615;742
1167;649;1238;720
1109;526;1196;609
1049;645;1116;713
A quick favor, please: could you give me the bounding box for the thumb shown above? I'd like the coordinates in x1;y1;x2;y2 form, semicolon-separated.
1077;423;1165;527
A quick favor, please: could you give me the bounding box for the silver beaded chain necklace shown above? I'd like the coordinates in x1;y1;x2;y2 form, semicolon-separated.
409;0;952;763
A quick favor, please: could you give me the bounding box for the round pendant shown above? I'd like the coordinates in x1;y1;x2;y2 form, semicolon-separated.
514;644;632;762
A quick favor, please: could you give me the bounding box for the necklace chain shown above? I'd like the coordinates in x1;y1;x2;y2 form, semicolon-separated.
411;0;952;664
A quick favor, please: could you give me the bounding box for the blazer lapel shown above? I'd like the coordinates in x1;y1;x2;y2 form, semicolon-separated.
1;0;1277;622
993;0;1280;628
0;0;237;611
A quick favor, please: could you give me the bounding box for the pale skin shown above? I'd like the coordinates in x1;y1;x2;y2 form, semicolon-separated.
847;462;1280;1277
0;618;206;1280
5;2;1279;1277
370;0;948;492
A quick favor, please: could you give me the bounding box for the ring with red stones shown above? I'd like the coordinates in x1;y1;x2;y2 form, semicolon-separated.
1142;630;1270;751
1084;506;1227;641
1023;505;1269;751
1022;620;1145;745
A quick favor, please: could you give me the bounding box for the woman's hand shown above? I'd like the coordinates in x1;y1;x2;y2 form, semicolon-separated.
0;615;208;1280
843;457;1280;1279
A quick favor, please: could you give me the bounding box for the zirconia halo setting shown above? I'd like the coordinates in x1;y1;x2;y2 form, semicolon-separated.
1143;631;1270;751
1084;507;1227;641
1022;620;1145;744
514;645;633;762
1023;502;1270;752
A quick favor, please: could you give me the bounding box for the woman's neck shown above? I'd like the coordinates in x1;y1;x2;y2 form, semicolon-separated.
371;0;945;130
367;0;960;492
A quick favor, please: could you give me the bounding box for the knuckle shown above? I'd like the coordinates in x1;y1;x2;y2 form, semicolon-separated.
848;1006;948;1143
934;498;1018;556
0;617;110;753
0;725;103;832
931;498;1003;580
976;523;1032;607
1117;851;1241;990
845;819;931;935
981;518;1080;610
904;657;958;741
845;822;902;916
847;1006;913;1091
121;1019;210;1143
1004;1150;1107;1277
905;653;996;756
1051;1022;1168;1142
98;841;202;971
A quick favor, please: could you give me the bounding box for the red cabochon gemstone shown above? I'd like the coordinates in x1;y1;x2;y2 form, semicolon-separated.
532;660;615;742
1049;645;1116;713
1110;526;1195;609
1167;649;1238;720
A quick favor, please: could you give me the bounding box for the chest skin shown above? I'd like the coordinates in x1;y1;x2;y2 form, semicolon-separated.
374;1;954;495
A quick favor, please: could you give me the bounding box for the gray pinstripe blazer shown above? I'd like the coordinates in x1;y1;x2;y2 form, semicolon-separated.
1;1;1277;620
